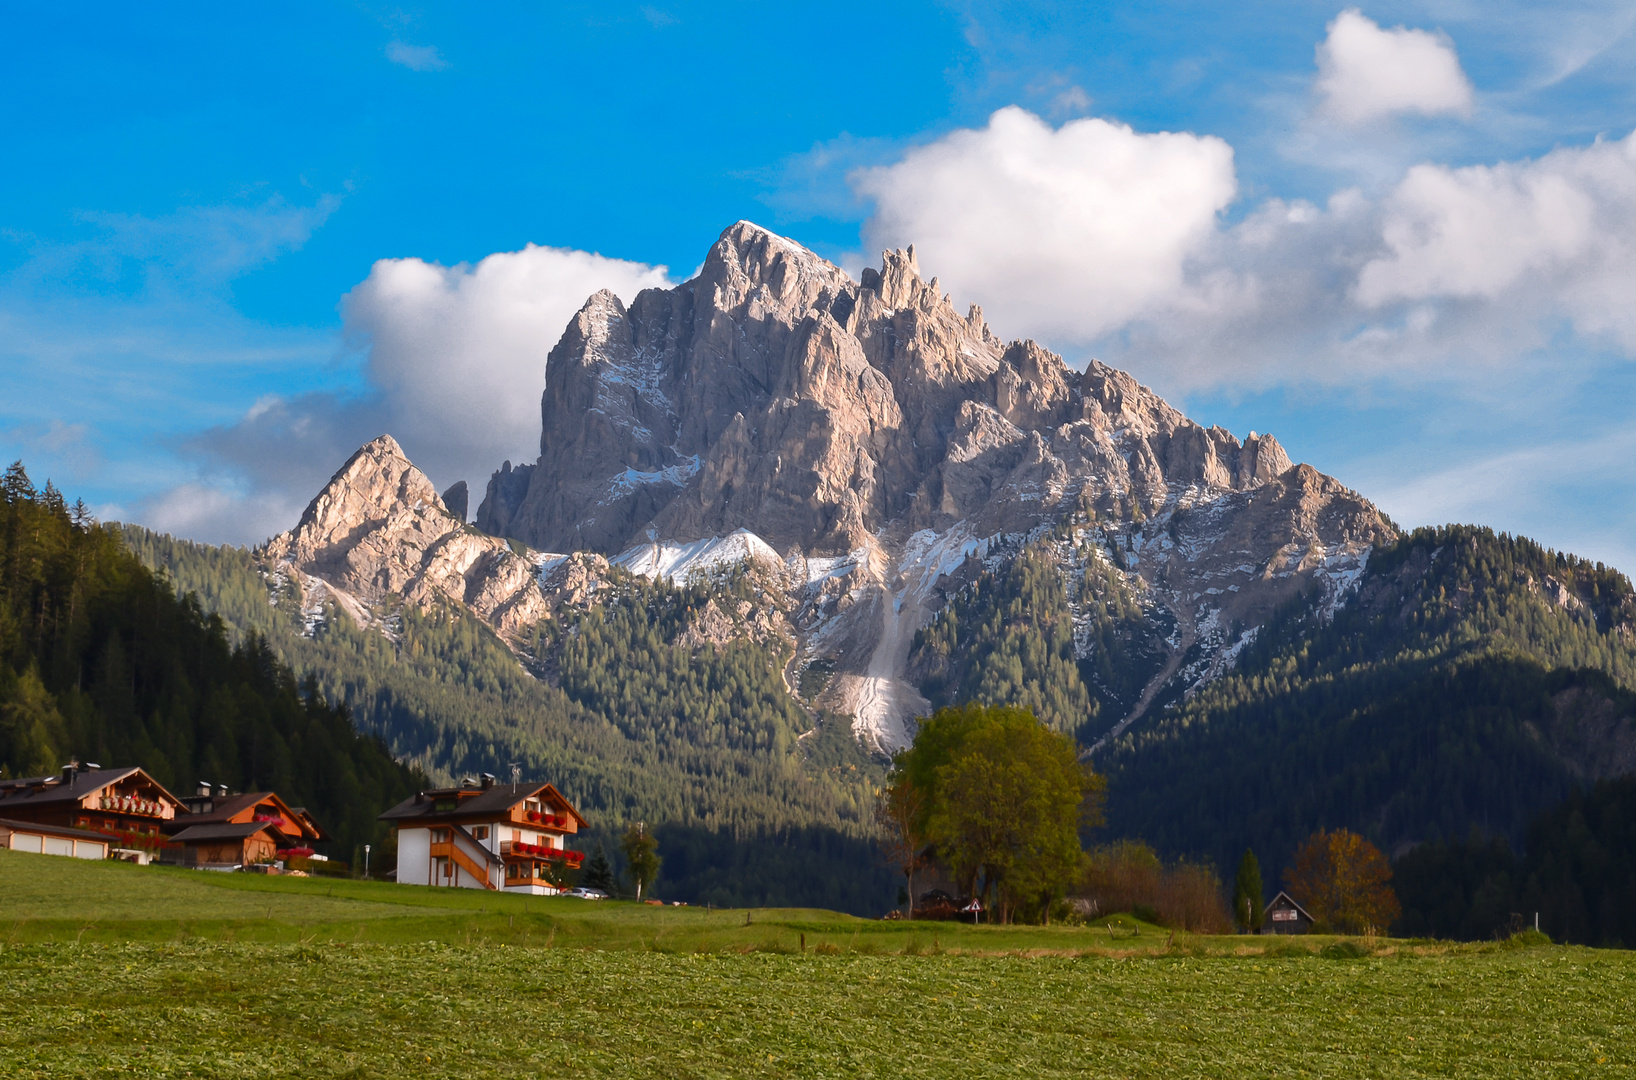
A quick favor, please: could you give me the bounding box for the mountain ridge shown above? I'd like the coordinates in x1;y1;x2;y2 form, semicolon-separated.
102;222;1636;907
271;220;1390;751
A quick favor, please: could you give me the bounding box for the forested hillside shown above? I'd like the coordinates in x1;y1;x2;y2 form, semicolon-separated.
1395;776;1636;947
121;522;892;911
909;545;1097;737
907;533;1165;742
0;464;423;860
1105;526;1636;881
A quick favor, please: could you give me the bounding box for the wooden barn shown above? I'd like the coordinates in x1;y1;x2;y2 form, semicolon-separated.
1263;890;1315;934
166;821;284;867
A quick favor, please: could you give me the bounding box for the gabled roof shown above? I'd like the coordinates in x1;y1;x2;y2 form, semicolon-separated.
0;817;115;844
379;781;589;827
169;821;283;844
0;767;183;809
1264;890;1315;922
172;791;326;840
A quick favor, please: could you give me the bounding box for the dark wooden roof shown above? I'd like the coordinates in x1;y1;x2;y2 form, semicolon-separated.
0;817;116;844
169;821;282;844
169;792;327;840
0;766;181;809
379;781;588;827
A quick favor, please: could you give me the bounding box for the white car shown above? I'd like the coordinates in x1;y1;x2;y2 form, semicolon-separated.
564;887;609;899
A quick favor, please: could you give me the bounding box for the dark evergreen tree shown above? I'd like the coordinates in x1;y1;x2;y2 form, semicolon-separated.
0;464;425;860
1106;525;1636;878
1233;848;1264;932
579;844;616;892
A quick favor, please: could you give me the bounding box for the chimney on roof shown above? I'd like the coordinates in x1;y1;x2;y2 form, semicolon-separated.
61;760;77;785
84;762;99;770
481;772;495;790
217;784;228;797
196;781;211;797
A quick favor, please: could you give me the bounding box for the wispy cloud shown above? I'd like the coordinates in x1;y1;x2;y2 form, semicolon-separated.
0;196;344;536
1357;423;1636;572
386;41;449;72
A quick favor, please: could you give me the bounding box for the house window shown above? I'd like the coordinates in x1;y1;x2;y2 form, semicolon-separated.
472;826;489;840
431;828;450;843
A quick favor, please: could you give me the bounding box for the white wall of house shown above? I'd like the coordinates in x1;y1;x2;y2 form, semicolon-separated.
397;819;566;891
397;827;431;886
0;830;107;859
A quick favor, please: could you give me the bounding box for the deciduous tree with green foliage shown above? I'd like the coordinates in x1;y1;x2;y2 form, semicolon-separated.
874;778;927;916
620;822;661;901
1233;848;1264;933
886;703;1103;924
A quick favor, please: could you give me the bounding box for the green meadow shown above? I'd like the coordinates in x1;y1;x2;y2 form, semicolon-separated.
1;850;1631;1078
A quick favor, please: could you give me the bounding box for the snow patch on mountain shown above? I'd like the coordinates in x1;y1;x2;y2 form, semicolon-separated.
614;529;785;582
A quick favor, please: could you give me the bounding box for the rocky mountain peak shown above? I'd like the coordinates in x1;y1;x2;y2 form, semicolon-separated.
271;223;1393;752
267;435;446;564
459;222;1394;747
263;434;556;642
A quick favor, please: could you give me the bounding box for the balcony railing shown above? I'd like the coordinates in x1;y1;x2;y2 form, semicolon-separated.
96;795;166;817
503;840;583;863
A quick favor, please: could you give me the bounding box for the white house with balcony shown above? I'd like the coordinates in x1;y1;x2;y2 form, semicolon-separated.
378;775;587;893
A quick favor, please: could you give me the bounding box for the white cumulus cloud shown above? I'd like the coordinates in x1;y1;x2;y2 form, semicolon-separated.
342;244;673;493
158;244;673;543
1315;9;1473;125
852;106;1236;343
1355;133;1636;350
1100;132;1636;387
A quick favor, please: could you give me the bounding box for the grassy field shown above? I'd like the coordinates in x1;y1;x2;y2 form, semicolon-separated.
1;850;1631;1078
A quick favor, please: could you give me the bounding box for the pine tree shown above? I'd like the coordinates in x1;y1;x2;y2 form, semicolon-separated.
580;844;616;892
1233;848;1264;933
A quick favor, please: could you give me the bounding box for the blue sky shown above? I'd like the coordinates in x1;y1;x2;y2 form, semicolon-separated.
5;1;1636;571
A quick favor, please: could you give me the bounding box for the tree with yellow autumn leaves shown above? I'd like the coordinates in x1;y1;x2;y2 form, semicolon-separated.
1287;828;1401;933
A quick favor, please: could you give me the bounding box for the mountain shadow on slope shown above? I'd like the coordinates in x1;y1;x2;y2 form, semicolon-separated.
1394;776;1636;947
1104;525;1636;882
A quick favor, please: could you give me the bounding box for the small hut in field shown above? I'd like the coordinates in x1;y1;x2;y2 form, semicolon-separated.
1262;891;1314;934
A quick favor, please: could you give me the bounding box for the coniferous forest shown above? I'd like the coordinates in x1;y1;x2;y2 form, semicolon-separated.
1105;525;1636;883
121;515;890;911
0;464;423;861
97;484;1636;930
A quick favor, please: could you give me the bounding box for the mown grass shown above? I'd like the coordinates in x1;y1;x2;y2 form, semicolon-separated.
1;850;1631;1077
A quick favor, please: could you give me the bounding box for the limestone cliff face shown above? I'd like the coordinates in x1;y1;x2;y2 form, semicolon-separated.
263;435;555;642
478;225;1317;561
275;224;1393;753
467;222;1390;749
